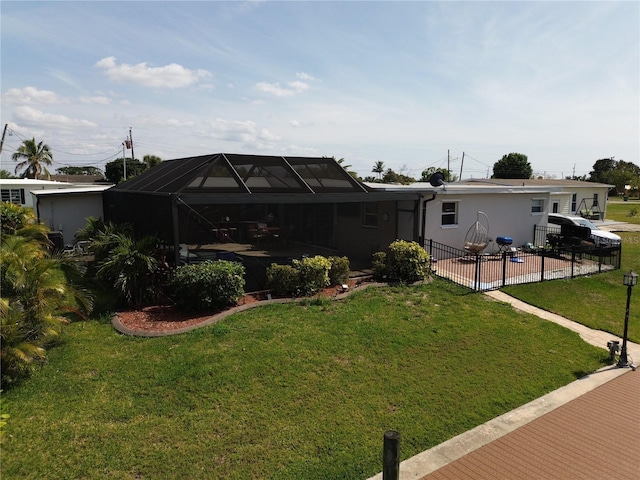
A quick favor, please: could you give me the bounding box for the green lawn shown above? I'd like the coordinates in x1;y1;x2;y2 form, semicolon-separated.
503;231;640;343
606;200;640;224
1;281;607;479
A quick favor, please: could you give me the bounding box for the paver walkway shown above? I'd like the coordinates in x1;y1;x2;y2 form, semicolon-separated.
368;291;640;480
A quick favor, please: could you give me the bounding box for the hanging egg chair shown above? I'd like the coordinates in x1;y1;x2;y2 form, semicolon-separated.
464;211;490;254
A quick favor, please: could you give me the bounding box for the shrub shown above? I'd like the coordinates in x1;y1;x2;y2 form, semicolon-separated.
328;256;350;286
171;260;245;311
372;251;387;281
373;240;430;283
0;203;34;235
266;263;300;297
95;234;161;306
293;255;331;295
386;240;431;283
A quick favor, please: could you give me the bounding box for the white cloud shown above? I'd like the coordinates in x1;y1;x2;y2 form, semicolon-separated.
204;118;280;144
3;86;63;104
95;56;213;88
79;96;112;105
255;80;309;97
296;72;316;81
13;106;98;127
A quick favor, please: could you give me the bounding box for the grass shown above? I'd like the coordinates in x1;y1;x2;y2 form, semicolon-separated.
503;231;640;343
1;280;607;479
605;199;640;224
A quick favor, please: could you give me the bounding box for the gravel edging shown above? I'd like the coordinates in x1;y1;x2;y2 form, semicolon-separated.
112;282;388;337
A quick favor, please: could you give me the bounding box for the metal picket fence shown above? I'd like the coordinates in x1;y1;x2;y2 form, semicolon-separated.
425;239;621;292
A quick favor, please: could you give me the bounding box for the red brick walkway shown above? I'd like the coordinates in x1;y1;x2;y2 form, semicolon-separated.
420;370;640;480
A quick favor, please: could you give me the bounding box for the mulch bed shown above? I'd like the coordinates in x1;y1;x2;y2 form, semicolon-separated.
116;282;361;333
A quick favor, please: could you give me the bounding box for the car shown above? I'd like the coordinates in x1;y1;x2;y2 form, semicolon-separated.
547;213;621;246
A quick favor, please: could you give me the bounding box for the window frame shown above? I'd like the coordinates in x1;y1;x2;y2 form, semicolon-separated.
362;202;378;228
1;188;24;205
441;201;459;227
531;198;544;215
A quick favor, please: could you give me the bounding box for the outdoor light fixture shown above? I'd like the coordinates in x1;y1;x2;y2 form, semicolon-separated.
618;271;637;369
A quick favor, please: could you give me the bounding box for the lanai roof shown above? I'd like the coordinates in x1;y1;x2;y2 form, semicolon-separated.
111;153;367;195
107;153;419;204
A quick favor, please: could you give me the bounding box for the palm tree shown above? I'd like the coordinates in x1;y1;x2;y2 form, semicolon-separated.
11;138;53;179
372;161;385;180
95;233;160;306
1;235;92;387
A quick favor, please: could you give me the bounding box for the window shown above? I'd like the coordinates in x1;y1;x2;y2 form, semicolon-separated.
441;202;458;226
531;199;544;214
571;193;577;213
362;203;378;227
592;194;598;207
1;188;24;205
552;201;559;213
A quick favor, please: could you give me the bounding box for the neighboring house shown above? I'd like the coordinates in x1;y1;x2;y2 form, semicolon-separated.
366;178;613;253
463;178;613;220
32;185;112;245
0;179;79;209
0;179;113;246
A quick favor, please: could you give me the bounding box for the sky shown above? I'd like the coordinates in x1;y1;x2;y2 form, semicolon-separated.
1;1;638;180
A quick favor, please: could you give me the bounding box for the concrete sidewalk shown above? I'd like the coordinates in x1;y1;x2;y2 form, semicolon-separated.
368;291;640;480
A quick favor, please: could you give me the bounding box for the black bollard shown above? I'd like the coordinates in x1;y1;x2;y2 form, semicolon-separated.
382;430;400;480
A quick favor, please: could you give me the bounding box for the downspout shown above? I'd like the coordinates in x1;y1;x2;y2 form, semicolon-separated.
419;193;437;247
171;194;180;268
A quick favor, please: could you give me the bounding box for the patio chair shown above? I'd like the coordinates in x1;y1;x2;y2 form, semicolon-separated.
179;244;200;264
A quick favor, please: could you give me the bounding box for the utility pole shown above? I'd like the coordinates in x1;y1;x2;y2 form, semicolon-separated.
0;123;8;156
129;127;135;167
447;149;450;181
459;152;465;181
122;142;127;181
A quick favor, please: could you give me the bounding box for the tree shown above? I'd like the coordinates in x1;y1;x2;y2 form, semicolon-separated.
492;153;532;179
334;157;360;180
11;138;53;179
56;166;103;177
381;168;415;184
588;158;617;184
372;161;385;180
1;224;92;387
94;232;161;306
420;167;458;183
143;155;162;169
588;158;640;194
104;157;147;184
0;169;17;179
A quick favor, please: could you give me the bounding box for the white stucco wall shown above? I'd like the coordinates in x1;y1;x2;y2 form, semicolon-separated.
35;191;106;245
423;191;550;253
0;179;75;208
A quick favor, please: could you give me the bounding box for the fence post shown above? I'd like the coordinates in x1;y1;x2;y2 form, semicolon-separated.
540;251;545;282
383;430;400;480
571;247;576;278
501;251;507;287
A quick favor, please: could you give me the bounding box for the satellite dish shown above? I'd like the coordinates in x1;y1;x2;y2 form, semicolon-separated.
429;172;447;189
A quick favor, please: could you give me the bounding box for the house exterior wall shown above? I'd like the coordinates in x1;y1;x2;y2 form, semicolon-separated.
0;180;75;208
36;193;105;245
564;185;610;218
423;191;550;252
336;200;410;265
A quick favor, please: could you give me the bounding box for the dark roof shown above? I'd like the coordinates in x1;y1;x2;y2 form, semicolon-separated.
111;153;368;195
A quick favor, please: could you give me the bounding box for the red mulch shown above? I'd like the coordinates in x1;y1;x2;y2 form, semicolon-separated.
116;282;359;333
